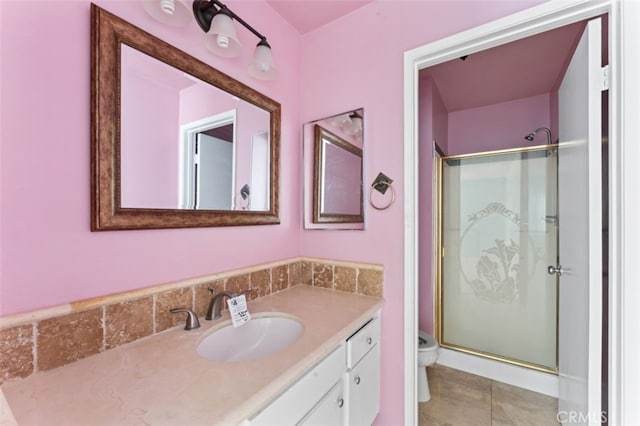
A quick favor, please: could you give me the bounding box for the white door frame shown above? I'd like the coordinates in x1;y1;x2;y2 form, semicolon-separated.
403;0;639;424
178;109;237;209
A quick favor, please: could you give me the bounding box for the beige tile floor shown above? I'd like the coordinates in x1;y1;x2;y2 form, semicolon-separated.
419;365;560;426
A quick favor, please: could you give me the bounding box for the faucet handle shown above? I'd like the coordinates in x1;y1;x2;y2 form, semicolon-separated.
170;308;201;330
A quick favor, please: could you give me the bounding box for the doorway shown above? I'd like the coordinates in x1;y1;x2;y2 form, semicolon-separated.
179;109;237;210
424;14;605;388
403;1;620;424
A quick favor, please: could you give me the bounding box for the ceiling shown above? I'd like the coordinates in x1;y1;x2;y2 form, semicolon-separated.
264;2;588;112
421;21;587;112
265;0;375;34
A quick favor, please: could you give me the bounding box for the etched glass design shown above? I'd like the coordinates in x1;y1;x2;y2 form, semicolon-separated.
441;148;558;371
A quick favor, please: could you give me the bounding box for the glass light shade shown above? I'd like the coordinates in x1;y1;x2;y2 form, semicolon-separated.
351;116;363;134
204;12;242;58
331;113;352;129
248;44;278;80
346;116;363;135
142;0;191;27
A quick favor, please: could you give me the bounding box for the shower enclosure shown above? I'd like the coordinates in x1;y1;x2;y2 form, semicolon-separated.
437;144;558;373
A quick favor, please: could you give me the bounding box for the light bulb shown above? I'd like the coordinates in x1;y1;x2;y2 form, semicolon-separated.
205;12;242;57
143;0;190;26
160;0;175;15
217;34;229;48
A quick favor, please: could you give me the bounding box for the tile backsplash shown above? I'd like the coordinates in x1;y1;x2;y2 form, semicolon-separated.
0;257;383;384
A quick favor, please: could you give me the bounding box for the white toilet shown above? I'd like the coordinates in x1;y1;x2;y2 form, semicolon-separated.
418;330;439;402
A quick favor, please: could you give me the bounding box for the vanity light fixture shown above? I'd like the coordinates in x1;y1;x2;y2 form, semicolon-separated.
329;111;363;137
142;0;278;80
193;0;278;80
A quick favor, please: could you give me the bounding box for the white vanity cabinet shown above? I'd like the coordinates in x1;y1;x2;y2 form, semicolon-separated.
247;345;345;426
246;312;381;426
298;380;345;425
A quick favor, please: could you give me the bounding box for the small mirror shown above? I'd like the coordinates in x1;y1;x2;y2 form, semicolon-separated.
91;5;280;230
303;109;365;229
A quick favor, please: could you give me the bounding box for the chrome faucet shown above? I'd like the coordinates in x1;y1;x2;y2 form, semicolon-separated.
206;290;236;320
169;308;200;330
205;289;256;320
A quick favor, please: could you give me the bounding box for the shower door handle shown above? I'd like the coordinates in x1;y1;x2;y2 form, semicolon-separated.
547;265;564;276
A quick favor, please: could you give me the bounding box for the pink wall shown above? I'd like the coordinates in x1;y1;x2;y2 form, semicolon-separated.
0;0;549;423
121;53;180;208
448;93;552;155
322;140;363;215
298;1;544;423
0;0;301;315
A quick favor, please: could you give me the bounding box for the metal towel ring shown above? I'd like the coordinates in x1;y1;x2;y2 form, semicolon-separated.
368;181;395;210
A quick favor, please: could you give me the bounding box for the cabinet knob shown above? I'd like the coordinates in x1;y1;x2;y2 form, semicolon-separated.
337;397;344;408
354;376;361;385
366;337;372;345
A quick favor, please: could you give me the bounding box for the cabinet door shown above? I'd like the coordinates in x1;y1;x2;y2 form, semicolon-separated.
298;381;345;426
345;344;380;426
248;345;345;426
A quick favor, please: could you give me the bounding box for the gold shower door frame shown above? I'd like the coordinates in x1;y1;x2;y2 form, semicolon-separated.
435;144;559;375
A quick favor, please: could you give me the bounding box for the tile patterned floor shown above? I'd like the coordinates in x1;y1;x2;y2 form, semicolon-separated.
419;365;560;426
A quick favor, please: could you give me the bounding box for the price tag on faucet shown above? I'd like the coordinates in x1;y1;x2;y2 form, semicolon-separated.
227;294;251;328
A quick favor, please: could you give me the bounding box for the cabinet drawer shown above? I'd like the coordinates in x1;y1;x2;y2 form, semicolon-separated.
298;380;345;426
248;344;346;425
346;316;379;369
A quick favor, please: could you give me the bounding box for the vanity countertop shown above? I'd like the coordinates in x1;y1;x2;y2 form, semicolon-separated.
1;286;383;425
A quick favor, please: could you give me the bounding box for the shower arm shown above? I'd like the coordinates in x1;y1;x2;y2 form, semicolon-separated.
525;127;552;145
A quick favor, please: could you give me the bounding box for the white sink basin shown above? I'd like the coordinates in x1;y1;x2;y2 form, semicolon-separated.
197;314;304;362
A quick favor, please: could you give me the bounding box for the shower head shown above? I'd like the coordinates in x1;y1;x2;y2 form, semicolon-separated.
524;127;552;145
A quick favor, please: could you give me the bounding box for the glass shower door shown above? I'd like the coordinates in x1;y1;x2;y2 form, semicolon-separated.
438;146;558;372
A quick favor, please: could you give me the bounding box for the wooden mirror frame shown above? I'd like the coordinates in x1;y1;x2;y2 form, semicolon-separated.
90;5;280;231
312;125;364;224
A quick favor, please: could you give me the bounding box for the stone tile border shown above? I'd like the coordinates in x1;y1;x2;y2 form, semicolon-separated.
0;257;383;384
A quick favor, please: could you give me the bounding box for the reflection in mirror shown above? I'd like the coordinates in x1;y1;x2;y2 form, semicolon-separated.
91;5;280;230
303;109;365;229
179;111;236;210
120;45;271;211
314;125;363;221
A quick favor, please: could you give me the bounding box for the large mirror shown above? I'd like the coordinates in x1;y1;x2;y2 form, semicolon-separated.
91;5;280;230
303;109;365;229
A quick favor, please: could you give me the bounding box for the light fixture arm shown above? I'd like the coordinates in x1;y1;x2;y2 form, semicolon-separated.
193;0;269;46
